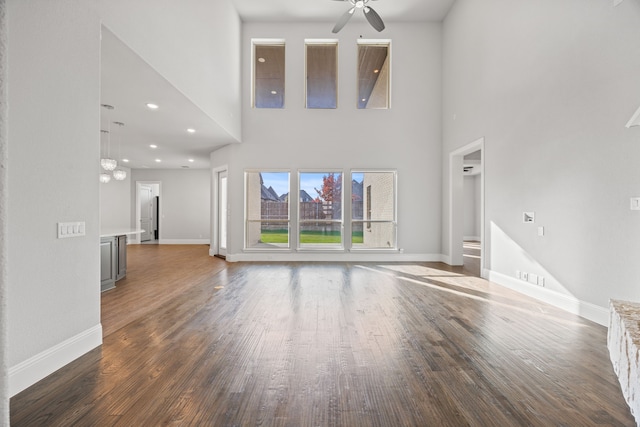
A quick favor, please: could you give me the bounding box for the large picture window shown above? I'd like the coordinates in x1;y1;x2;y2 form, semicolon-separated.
246;171;290;249
351;171;396;249
299;171;343;249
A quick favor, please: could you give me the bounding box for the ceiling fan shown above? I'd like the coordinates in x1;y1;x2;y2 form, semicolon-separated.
332;0;385;33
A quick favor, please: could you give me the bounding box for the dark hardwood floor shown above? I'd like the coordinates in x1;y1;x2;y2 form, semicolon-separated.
10;245;635;426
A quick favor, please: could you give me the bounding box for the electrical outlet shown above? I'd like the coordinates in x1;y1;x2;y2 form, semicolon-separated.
529;273;538;285
521;272;528;281
538;276;545;287
516;270;521;279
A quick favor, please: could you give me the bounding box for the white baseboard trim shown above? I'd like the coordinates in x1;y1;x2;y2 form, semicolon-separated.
158;239;210;245
487;270;609;326
463;236;480;242
9;324;102;397
226;252;444;263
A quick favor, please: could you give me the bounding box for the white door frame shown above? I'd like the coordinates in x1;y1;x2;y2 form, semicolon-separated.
210;166;228;257
449;138;485;276
135;181;162;244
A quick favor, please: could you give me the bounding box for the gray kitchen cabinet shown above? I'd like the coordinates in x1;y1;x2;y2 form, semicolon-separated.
100;234;128;292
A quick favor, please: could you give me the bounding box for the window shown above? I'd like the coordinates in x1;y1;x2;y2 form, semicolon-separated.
305;41;338;109
246;171;290;249
357;41;390;109
351;171;396;249
253;40;285;108
366;185;372;229
299;171;343;249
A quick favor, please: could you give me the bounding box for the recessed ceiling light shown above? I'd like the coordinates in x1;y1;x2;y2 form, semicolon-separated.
271;90;277;95
155;159;162;163
361;98;367;102
122;159;130;163
258;57;266;63
146;103;159;109
373;69;380;74
149;144;157;149
188;158;195;163
187;128;196;133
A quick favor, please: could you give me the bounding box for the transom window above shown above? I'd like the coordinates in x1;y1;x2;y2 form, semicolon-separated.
357;40;390;109
253;40;285;109
305;40;338;109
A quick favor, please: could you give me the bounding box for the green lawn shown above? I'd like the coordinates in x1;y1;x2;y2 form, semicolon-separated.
261;229;363;244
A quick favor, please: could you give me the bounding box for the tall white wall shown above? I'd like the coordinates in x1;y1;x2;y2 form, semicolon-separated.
99;0;242;141
131;169;210;243
212;22;442;260
442;0;640;321
100;167;132;230
0;0;8;420
7;0;102;395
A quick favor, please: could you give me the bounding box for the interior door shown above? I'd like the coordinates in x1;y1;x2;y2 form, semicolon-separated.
218;171;228;256
140;185;153;242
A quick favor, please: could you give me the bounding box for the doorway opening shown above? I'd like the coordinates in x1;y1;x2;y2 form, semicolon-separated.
136;182;161;244
212;169;228;259
449;138;484;278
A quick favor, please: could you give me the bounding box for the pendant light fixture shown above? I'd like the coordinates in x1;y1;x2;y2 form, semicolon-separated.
99;129;112;183
100;104;117;171
112;121;127;181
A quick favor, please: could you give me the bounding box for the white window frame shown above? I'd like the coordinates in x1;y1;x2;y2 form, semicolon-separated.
251;39;286;109
304;39;339;109
297;170;344;251
357;39;392;110
244;170;292;251
350;169;397;251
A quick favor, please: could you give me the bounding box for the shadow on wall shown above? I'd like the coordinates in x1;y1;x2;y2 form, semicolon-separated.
488;221;609;324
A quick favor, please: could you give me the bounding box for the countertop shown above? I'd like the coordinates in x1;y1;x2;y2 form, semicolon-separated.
100;229;145;238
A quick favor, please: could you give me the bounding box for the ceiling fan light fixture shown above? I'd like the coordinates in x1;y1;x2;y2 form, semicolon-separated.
332;0;385;33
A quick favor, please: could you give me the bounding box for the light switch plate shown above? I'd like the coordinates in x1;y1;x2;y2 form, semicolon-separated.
58;222;86;239
630;198;640;211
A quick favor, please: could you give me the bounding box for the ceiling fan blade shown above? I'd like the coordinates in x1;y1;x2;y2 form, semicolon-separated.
364;6;385;32
332;7;356;33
